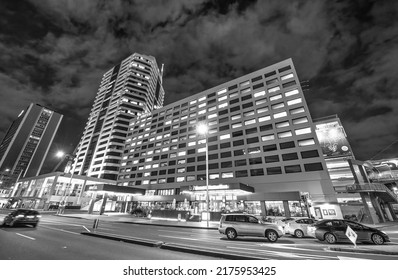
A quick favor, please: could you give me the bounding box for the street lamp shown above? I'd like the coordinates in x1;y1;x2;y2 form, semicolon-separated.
196;123;210;228
54;151;76;212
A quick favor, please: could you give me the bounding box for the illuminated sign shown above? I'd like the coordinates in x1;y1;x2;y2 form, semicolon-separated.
188;185;229;191
315;121;353;158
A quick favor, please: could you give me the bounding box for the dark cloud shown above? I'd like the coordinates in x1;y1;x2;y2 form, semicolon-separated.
1;0;398;168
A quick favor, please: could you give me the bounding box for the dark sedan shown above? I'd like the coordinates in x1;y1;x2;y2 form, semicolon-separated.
307;219;390;245
2;209;41;228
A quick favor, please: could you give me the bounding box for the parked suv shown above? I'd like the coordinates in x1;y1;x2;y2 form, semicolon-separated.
218;213;284;242
2;209;41;228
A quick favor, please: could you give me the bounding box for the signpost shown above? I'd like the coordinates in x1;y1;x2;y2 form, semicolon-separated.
345;225;358;247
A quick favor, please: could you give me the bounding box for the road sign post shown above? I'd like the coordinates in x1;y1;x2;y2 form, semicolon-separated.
345;225;358;248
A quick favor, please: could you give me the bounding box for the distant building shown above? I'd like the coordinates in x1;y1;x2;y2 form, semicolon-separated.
117;58;342;220
0;103;62;199
72;53;165;181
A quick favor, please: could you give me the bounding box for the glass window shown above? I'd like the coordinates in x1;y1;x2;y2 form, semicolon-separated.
304;163;323;171
255;98;267;105
295;127;311;135
265;155;279;163
258;115;271;123
257;107;269;114
281;73;294;80
271;102;284;109
221;161;233;168
217;88;227;95
248;147;261;154
282;153;299;161
287;98;302;106
244;119;256;125
274;112;287;119
290;107;305;115
278;131;292;138
261;134;275;141
250;168;264;176
209;173;220;180
280;141;295;149
270;94;282;102
276;121;289;128
220;133;231;140
285;89;299;97
254;90;266;98
232;122;242;129
222;172;233;178
301;150;319;159
268;86;280;93
231;113;241;120
292;117;308;125
235;159;247;166
236;170;248;178
267;167;282;175
298;138;315;146
233;139;244;146
249;157;262;165
263;144;277;152
247;137;259;144
221;151;232;158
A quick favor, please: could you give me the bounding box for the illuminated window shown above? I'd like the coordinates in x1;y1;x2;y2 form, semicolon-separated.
222;172;234;178
217;88;227;95
261;134;275;141
198;147;206;153
278;131;293;138
198;103;206;108
292;117;308;125
220;134;231;140
177;177;185;182
244;119;256;125
290;107;305;115
209;173;220;180
232;122;242;128
257;107;269;114
190;100;197;105
271;102;285;110
270;94;282;101
298;138;315;146
231;114;241;120
285;89;299;97
254;90;266;98
208;113;218;119
240;80;250;87
295;127;311;135
273;112;287;119
276;121;290;128
287;98;302;106
255;98;267;105
268;86;280;93
218;95;227;102
258;115;271;122
281;73;294;80
198;109;206;115
218;102;228;109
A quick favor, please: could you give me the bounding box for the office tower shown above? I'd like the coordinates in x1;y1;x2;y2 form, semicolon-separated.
0;103;63;187
117;58;342;219
73;53;165;180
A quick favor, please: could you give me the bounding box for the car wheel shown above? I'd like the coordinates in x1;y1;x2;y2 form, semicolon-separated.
371;233;384;245
226;228;237;240
324;232;337;244
294;229;304;238
266;230;278;242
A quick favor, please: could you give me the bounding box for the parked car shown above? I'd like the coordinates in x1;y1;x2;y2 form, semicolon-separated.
218;213;284;242
307;219;390;245
2;209;41;228
284;218;317;238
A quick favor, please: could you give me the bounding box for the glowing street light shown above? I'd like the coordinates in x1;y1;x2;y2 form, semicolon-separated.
196;122;210;227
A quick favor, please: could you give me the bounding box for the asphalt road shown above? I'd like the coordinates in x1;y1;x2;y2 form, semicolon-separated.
1;214;397;260
0;215;219;260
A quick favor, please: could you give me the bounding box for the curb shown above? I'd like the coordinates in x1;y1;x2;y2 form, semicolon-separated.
80;232;261;259
81;232;164;247
328;247;398;256
120;220;219;230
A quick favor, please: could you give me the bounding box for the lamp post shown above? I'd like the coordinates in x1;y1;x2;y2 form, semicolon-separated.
196;123;209;228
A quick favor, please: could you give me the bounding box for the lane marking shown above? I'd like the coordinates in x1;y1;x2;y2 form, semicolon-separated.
82;226;91;232
40;225;80;235
16;233;36;240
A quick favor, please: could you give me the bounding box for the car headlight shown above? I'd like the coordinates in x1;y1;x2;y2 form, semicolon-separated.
381;231;387;235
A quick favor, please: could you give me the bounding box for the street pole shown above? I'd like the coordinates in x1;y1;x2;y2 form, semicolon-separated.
205;134;209;228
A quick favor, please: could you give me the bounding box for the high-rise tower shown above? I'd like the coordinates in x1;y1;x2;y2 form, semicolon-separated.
0;103;63;187
73;53;165;180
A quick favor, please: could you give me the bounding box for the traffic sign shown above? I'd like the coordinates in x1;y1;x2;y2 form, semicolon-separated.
345;225;358;247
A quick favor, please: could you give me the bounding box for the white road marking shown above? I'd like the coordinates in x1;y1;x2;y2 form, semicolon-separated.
40;225;80;235
158;235;199;241
16;233;35;240
337;256;367;260
82;226;90;232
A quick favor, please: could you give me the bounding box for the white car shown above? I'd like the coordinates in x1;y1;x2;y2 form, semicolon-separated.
284;218;317;238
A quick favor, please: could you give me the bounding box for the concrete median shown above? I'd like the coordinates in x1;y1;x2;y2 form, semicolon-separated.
81;232;164;247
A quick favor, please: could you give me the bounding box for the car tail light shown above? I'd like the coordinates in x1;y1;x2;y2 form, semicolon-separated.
36;215;42;218
16;214;25;218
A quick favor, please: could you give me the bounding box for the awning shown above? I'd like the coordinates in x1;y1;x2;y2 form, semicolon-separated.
180;183;254;194
84;184;145;195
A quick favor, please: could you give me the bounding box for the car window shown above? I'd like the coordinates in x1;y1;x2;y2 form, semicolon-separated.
296;219;303;224
225;215;235;222
235;215;246;222
331;220;343;227
345;221;363;230
247;216;258;223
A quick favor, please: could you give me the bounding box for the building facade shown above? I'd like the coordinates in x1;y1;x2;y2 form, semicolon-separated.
0;103;63;190
313;115;398;223
117;59;342;220
72;53;165;181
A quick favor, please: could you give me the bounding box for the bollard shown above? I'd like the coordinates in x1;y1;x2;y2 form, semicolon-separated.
93;218;99;230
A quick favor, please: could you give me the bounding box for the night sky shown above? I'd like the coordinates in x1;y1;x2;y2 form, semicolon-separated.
1;0;397;172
